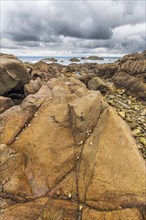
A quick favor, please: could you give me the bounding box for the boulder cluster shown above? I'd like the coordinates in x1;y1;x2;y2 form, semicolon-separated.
0;52;146;220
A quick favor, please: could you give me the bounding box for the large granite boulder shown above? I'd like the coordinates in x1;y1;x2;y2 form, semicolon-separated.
0;54;30;95
0;77;145;219
94;63;118;79
118;51;146;63
87;76;109;93
113;71;146;101
31;61;60;80
117;51;146;85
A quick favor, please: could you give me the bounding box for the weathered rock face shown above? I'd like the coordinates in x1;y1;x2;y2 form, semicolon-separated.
87;76;109;93
118;51;146;63
24;78;44;96
0;54;30;96
113;72;146;100
31;61;60;80
0;77;145;219
31;61;49;79
119;60;146;80
0;96;14;114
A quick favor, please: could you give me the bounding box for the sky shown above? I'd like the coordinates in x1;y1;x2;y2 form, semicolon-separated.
0;0;146;56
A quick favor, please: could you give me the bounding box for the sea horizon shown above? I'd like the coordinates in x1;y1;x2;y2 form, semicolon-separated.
17;54;122;65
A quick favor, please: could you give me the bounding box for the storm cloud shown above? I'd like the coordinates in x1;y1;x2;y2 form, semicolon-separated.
1;0;146;55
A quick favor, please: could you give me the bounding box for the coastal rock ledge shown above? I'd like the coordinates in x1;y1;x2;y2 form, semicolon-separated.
0;77;146;220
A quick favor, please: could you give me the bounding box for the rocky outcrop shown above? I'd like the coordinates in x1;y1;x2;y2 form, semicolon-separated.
87;76;109;93
24;78;44;96
31;61;60;80
113;72;146;100
0;77;145;219
0;54;30;96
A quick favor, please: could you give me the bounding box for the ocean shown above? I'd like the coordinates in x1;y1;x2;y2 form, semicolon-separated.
18;56;120;65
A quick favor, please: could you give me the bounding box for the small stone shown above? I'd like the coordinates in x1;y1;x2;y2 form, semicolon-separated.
56;190;61;196
140;111;146;116
68;193;72;198
86;131;90;136
134;106;139;111
126;117;132;123
127;100;131;105
77;156;80;160
15;136;19;140
118;89;125;95
108;95;114;99
132;128;141;137
34;113;37;117
28;124;31;127
78;140;83;146
118;111;125;119
89;142;93;146
139;138;146;146
118;101;130;109
79;204;83;211
138;145;142;149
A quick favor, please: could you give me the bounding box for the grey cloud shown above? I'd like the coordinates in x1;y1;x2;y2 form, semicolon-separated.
1;0;145;54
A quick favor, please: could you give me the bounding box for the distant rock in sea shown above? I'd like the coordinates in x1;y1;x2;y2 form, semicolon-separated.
70;57;80;62
42;57;58;62
86;55;104;60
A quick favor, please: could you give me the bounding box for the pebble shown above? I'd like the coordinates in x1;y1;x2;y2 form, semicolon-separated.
79;204;83;211
118;101;130;109
126;117;132;123
56;190;61;196
132;128;141;137
89;142;93;146
106;90;146;159
118;111;125;119
78;140;83;146
139;137;146;146
68;193;72;198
